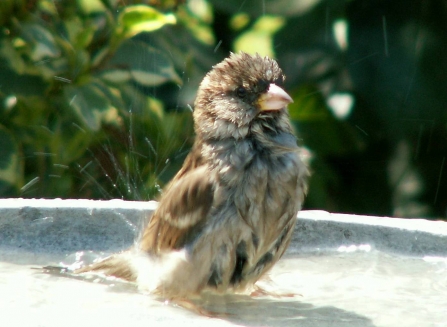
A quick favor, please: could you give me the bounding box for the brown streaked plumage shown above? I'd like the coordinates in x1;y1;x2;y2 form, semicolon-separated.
75;52;308;301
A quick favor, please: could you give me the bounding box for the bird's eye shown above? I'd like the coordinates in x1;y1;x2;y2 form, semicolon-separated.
258;80;269;92
236;86;247;98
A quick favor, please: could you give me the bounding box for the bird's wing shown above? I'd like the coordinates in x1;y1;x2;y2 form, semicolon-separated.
139;155;214;253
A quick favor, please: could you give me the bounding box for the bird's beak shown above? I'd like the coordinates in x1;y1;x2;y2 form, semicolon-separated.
257;84;293;111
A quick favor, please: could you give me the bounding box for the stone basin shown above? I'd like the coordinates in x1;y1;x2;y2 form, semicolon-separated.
0;199;446;327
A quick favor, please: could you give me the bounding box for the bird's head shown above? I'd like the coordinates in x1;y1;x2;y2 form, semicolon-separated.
194;52;293;140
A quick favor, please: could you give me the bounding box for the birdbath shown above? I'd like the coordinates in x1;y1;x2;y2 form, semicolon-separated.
0;198;446;327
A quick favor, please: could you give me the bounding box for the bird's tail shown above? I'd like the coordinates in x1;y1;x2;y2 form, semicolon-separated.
73;248;188;295
74;251;139;281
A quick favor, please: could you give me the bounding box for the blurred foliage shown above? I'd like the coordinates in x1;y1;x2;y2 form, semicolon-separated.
0;0;446;219
0;0;191;200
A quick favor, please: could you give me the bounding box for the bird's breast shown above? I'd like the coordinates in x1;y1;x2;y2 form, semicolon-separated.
193;134;306;292
219;141;301;239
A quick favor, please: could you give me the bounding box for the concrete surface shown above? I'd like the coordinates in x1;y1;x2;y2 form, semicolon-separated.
0;198;446;256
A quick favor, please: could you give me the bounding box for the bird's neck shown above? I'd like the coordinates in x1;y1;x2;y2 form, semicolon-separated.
198;120;298;176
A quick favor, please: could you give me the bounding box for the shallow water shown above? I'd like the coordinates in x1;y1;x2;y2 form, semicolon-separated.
0;248;446;327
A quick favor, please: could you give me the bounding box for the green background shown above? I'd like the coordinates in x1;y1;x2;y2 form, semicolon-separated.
1;0;446;219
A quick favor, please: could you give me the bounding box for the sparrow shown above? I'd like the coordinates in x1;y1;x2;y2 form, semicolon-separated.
75;52;308;303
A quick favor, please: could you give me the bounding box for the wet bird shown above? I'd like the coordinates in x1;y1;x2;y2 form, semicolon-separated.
75;52;308;304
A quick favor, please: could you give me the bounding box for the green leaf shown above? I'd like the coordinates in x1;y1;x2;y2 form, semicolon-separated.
177;5;215;45
91;46;110;68
64;17;95;49
20;23;61;61
0;125;22;195
234;16;285;57
100;69;132;84
118;5;176;39
92;81;125;121
77;0;107;15
64;80;118;131
102;40;181;86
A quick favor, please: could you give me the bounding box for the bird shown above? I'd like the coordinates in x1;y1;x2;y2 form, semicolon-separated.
75;52;308;305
